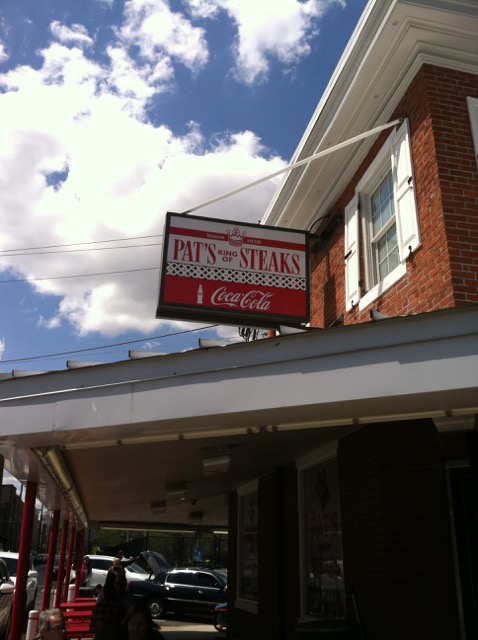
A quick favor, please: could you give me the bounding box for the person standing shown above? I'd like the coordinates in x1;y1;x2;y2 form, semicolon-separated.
79;556;92;586
90;570;126;635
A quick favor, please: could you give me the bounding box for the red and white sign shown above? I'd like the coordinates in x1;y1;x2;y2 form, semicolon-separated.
156;212;310;327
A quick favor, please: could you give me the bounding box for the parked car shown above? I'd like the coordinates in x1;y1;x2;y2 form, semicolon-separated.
128;567;227;619
70;553;165;588
131;551;171;577
0;551;38;611
33;552;48;565
52;555;68;579
0;558;15;638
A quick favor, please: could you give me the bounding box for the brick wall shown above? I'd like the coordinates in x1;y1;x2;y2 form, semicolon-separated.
338;420;464;640
310;64;478;329
426;66;478;305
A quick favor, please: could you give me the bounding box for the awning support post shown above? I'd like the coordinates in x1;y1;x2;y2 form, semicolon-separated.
10;480;37;640
42;508;61;610
54;518;69;607
62;524;76;602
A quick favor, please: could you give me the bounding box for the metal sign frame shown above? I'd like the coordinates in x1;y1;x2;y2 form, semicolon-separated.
156;212;310;328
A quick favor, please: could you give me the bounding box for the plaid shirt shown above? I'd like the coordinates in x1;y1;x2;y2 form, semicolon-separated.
90;598;125;633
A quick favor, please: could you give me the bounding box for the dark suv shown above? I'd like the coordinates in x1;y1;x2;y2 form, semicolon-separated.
128;567;227;619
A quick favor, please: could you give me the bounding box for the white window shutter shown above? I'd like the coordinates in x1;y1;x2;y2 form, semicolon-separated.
344;195;360;311
392;119;420;261
467;96;478;171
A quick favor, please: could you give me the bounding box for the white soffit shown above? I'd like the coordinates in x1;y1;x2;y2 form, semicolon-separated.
263;0;478;230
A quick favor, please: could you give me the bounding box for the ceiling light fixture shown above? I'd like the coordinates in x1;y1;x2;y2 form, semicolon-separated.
166;482;188;501
433;414;477;433
200;446;230;475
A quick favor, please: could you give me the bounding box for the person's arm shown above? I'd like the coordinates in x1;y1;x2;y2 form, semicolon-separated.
120;555;141;568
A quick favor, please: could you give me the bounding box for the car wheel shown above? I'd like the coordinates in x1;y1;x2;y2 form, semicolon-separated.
148;597;165;619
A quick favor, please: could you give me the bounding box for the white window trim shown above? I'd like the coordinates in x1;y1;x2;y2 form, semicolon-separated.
235;479;259;614
345;119;420;311
467;96;478;171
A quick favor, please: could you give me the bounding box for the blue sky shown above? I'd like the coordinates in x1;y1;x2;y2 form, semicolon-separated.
0;0;367;373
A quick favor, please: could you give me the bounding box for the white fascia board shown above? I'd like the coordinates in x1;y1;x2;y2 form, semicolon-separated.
263;0;478;230
262;0;395;227
0;306;477;444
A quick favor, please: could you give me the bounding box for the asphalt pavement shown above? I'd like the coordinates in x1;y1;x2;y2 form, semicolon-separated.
159;619;225;639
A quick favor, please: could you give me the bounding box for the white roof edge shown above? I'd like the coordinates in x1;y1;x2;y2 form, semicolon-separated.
262;0;478;228
0;304;477;405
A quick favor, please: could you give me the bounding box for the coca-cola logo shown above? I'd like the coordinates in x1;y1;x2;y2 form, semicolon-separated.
210;286;273;311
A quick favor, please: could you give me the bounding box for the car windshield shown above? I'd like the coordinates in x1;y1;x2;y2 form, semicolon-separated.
0;557;17;577
214;570;227;585
90;558;114;571
125;562;149;575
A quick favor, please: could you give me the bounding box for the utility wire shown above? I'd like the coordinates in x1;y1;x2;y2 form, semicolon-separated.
0;324;219;365
0;266;159;284
0;233;162;254
0;242;162;257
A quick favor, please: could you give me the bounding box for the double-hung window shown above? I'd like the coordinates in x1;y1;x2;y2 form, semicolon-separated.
344;119;420;311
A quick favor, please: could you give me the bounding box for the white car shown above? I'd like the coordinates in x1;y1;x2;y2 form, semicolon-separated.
0;551;38;611
72;554;151;588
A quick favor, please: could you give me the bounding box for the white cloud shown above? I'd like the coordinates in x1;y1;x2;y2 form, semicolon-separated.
118;0;209;73
186;0;345;84
1;0;341;342
0;338;5;359
38;316;62;330
50;21;94;48
0;42;8;64
0;15;286;338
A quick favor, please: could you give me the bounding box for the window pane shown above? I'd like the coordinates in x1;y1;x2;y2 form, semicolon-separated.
304;458;345;619
377;224;399;280
239;489;258;601
196;572;218;587
371;171;394;236
168;572;193;585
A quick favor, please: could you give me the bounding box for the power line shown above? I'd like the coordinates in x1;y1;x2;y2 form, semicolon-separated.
0;266;159;284
0;242;162;258
0;233;162;254
0;325;220;365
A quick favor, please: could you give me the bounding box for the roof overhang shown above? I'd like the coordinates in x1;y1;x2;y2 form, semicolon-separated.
263;0;478;230
0;305;477;529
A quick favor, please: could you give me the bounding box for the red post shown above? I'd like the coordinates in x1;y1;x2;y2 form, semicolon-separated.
74;529;86;599
42;509;61;610
62;525;76;602
54;518;69;607
10;480;37;640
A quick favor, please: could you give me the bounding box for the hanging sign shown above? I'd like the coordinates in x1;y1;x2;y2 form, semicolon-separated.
156;212;310;328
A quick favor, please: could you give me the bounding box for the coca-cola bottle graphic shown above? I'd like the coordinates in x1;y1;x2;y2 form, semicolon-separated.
197;285;203;304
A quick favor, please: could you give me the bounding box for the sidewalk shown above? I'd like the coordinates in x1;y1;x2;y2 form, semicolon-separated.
159;619;225;638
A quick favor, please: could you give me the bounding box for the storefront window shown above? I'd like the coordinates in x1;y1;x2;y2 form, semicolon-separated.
303;456;345;618
238;484;258;602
